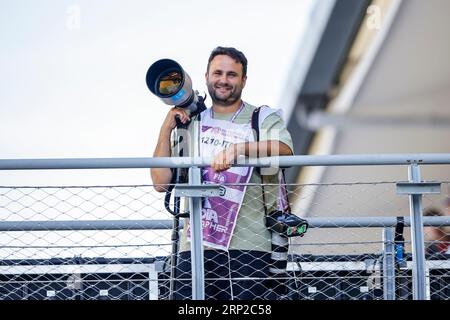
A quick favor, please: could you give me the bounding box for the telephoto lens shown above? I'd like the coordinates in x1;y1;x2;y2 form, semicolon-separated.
146;59;201;114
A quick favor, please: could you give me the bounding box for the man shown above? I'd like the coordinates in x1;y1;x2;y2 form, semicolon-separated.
151;46;294;299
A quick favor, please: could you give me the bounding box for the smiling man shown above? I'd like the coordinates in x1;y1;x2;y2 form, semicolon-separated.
151;46;294;300
206;51;247;109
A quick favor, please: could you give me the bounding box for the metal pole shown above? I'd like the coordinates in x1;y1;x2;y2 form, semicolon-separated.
188;166;205;300
0;219;175;231
407;164;427;300
382;227;396;300
1;216;448;232
2;153;450;170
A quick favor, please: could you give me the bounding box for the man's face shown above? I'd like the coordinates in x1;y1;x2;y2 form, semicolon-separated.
205;55;247;107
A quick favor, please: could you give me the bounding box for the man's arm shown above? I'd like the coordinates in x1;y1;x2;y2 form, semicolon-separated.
151;108;190;192
210;140;292;172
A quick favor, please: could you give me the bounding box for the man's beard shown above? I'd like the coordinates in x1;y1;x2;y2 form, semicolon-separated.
207;82;243;106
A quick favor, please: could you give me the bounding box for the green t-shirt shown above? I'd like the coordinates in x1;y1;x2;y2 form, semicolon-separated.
179;101;294;253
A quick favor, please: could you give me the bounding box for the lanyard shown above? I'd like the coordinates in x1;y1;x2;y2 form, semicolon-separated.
210;102;245;123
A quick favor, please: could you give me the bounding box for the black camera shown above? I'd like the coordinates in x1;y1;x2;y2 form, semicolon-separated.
265;211;308;237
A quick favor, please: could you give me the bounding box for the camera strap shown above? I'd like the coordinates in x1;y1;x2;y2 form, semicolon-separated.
251;106;268;216
251;106;291;215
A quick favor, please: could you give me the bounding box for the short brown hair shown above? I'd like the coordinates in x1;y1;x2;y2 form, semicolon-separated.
207;46;248;77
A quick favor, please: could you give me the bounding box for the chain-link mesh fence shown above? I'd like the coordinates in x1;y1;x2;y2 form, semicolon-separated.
287;181;450;300
0;181;449;300
0;185;171;300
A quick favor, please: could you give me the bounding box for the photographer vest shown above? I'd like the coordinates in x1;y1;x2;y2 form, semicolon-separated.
186;103;278;250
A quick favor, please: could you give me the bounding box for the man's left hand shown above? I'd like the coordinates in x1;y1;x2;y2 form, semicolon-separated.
211;144;240;172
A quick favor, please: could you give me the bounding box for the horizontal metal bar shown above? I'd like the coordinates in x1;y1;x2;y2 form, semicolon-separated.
306;216;450;228
396;182;442;195
0;264;157;276
288;259;450;272
1;153;450;170
305;111;450;130
174;185;225;197
3;259;450;274
1;216;449;232
0;220;175;231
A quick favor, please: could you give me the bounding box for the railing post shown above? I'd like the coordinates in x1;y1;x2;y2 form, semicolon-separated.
382;227;396;300
407;163;427;300
188;166;205;300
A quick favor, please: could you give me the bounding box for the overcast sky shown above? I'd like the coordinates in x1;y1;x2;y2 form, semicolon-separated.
0;0;314;185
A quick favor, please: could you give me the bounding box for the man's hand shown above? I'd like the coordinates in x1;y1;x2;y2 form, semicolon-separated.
209;141;292;173
211;144;240;172
161;107;190;132
151;107;190;192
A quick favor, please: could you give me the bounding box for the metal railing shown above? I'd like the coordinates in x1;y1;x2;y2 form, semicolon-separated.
1;153;449;300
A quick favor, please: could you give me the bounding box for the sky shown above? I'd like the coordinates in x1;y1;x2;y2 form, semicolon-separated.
0;0;314;186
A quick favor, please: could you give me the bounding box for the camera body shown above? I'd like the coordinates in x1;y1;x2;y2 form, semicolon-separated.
265;210;308;237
